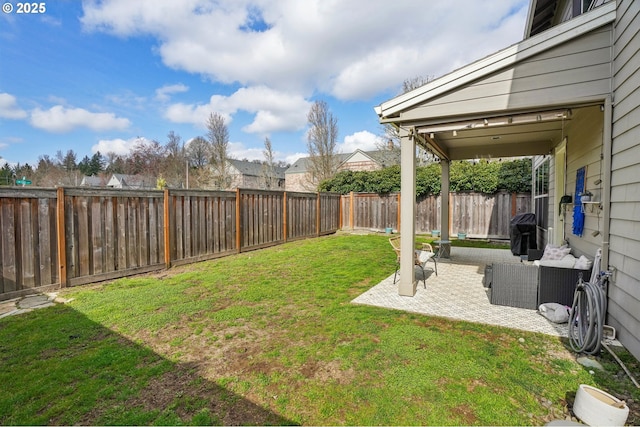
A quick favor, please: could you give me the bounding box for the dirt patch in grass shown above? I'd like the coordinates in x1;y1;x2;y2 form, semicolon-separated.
301;359;356;385
452;403;478;425
81;363;293;426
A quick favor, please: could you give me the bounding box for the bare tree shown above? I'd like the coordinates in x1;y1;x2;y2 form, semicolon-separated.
163;130;186;187
206;112;232;190
127;139;165;177
401;74;434;93
165;131;183;158
306;100;339;190
33;155;66;186
104;152;126;174
53;149;80;185
186;136;210;169
260;137;278;190
376;124;402;154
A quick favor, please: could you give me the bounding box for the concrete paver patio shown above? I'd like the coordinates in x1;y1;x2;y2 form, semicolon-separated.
352;246;569;337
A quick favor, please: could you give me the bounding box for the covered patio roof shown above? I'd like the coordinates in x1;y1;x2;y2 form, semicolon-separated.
375;2;615;296
375;1;615;161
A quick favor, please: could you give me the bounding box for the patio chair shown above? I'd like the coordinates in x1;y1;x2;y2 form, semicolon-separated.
389;236;438;288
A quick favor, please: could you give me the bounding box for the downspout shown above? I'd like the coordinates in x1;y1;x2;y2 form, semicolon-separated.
601;96;612;269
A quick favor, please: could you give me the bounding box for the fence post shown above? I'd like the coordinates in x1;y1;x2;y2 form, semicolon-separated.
236;188;242;253
338;195;343;230
316;192;321;236
164;189;171;269
283;191;288;242
56;187;67;287
511;192;517;217
349;191;354;229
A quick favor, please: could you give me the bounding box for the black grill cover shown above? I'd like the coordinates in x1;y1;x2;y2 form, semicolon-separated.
510;213;537;256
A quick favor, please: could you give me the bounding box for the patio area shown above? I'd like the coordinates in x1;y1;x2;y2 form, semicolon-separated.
352;246;569;337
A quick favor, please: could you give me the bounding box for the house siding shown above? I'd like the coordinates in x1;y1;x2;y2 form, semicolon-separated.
534;106;605;254
610;0;640;359
563;106;605;258
400;26;613;122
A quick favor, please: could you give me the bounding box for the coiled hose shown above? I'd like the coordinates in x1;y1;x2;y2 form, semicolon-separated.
568;274;608;355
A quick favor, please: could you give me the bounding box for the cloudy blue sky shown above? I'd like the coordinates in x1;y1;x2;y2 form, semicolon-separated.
0;0;528;167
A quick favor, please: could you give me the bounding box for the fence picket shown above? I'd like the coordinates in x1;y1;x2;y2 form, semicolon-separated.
342;191;531;238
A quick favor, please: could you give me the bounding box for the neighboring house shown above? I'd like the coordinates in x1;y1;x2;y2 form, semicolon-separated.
79;175;105;187
337;149;400;172
285;149;400;192
227;159;287;190
107;174;156;189
376;0;640;360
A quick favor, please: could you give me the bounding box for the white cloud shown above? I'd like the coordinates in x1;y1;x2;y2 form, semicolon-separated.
227;141;297;164
91;136;150;156
81;0;528;101
338;130;383;153
155;83;189;101
284;152;306;165
30;105;131;133
164;100;233;129
165;85;311;134
0;93;28;119
228;141;264;161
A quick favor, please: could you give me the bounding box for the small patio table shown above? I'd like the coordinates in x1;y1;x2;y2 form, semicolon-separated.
434;240;451;259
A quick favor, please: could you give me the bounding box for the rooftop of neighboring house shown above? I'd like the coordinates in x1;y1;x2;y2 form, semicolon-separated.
285;149;400;174
80;175;104;186
228;159;288;179
108;173;156;189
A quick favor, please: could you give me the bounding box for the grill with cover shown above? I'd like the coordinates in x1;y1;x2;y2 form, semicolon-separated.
510;212;537;256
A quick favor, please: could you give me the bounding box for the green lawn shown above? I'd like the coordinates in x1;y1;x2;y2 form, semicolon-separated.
0;234;637;425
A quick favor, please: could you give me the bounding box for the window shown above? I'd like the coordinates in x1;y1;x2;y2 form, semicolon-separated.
534;159;550;229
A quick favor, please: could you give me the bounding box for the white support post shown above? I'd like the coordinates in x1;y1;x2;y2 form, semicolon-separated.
441;159;450;242
399;128;417;296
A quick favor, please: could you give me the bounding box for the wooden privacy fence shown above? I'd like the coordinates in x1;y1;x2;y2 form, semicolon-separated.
0;187;340;301
341;191;532;238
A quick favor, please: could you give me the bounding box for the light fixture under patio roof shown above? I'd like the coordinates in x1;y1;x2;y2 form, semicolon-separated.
417;109;572;135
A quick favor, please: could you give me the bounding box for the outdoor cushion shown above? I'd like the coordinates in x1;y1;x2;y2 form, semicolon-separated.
538;302;570;323
540;244;571;261
535;254;576;269
416;250;435;263
574;255;592;270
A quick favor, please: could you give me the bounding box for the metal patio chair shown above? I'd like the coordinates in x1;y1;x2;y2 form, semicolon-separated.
389;236;438;288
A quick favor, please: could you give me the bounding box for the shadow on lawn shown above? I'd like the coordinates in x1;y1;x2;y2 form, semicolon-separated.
0;304;296;426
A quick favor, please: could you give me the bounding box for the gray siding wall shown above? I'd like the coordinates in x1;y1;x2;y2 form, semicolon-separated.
402;26;613;121
563;105;605;257
610;0;640;360
534;106;605;254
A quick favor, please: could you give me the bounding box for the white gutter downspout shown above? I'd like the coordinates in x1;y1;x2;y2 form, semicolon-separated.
602;96;612;270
